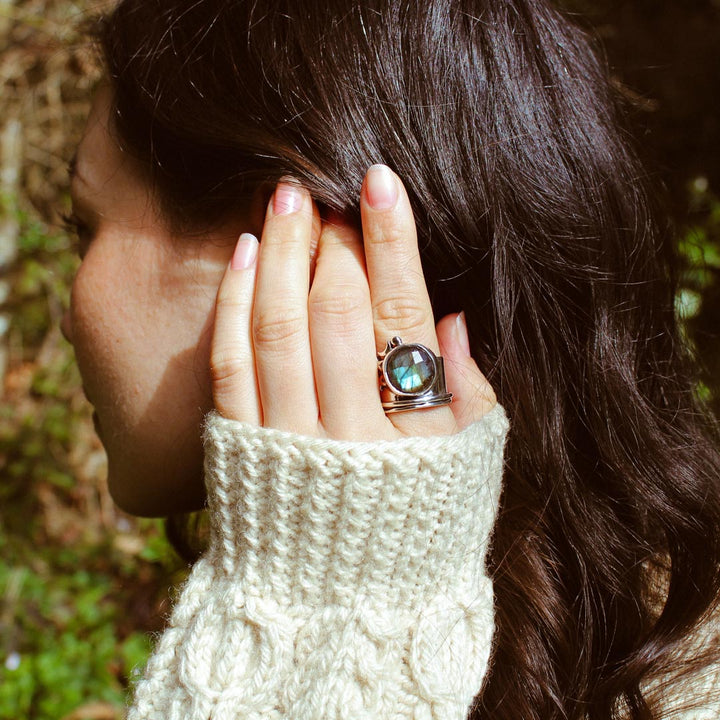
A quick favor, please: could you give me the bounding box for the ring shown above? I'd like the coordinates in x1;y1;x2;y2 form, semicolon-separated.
377;337;453;414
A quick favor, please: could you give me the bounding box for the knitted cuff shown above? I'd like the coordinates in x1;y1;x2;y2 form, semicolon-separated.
128;405;509;720
202;403;508;609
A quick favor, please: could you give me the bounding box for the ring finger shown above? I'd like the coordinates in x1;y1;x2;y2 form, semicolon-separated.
361;165;455;434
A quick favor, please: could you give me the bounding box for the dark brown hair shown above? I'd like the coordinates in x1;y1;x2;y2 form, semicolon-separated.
94;1;720;717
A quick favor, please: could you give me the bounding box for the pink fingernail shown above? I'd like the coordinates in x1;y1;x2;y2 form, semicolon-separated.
273;182;303;215
455;311;471;357
365;164;398;210
231;233;258;270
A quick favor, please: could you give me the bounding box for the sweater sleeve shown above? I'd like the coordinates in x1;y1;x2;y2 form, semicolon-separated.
126;404;509;720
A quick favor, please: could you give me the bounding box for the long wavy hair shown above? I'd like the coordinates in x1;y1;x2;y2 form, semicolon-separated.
92;1;720;717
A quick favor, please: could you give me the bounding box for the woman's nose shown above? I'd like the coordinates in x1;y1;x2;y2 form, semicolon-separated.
61;309;73;344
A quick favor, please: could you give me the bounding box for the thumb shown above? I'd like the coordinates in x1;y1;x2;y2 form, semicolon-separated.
436;312;497;429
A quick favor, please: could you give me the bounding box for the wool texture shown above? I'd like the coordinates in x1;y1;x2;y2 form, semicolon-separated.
127;403;509;720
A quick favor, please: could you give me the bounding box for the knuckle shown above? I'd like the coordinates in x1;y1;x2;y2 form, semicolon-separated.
367;223;406;248
309;288;367;338
262;226;306;253
209;352;248;386
253;310;306;351
373;295;432;335
215;294;248;315
309;286;365;320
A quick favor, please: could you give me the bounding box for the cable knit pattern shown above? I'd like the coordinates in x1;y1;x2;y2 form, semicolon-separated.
127;403;509;720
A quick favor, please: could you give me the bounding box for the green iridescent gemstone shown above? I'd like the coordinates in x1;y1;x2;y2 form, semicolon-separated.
386;345;435;394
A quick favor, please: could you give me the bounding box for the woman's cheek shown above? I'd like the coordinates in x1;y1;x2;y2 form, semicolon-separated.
68;256;122;410
68;240;216;515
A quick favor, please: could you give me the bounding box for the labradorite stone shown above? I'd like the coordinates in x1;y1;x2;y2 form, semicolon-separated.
386;345;434;394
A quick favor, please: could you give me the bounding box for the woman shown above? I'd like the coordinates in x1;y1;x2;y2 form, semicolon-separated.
61;0;720;718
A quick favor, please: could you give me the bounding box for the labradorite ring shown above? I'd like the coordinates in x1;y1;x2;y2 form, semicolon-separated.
377;337;453;414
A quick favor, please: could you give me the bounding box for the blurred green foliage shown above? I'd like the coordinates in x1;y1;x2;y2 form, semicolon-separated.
676;182;720;412
0;531;152;719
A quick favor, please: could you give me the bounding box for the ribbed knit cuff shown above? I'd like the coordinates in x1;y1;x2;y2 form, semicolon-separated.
128;405;509;720
202;404;509;609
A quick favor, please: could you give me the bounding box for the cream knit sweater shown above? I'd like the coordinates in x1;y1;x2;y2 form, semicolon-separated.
126;401;720;719
127;403;509;720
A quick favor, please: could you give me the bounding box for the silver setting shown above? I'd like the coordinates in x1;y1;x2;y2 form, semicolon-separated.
377;336;453;414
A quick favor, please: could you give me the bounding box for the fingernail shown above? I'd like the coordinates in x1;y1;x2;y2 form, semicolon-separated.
273;182;303;215
365;164;398;210
231;233;258;270
455;311;471;357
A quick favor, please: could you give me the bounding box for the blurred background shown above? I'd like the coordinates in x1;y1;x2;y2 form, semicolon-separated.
0;1;719;718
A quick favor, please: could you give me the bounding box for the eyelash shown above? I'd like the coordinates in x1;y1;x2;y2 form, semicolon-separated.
59;211;92;259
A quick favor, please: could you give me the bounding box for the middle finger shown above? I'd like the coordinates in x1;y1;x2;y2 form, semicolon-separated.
308;217;386;438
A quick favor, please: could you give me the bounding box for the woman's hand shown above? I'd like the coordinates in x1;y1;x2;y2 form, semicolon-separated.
210;165;495;440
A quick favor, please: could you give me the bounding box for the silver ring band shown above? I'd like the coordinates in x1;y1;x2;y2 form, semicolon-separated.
377;337;453;414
